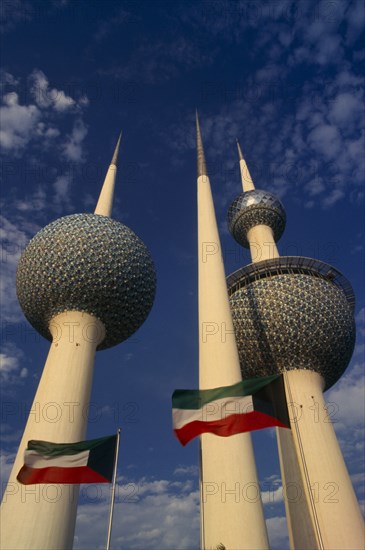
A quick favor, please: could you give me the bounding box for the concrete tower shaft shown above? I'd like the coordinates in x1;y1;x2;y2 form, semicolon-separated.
196;115;269;550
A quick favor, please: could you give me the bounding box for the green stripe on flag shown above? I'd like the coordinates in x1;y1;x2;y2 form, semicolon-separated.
27;435;115;457
172;374;280;410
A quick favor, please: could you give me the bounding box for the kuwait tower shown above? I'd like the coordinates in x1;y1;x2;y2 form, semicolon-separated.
196;115;269;550
1;135;156;550
226;141;364;549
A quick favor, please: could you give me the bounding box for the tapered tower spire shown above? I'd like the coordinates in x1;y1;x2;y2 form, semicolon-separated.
196;111;208;177
196;117;268;550
236;138;255;192
111;131;122;166
94;132;122;217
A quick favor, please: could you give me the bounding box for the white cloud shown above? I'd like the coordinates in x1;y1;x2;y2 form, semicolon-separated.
266;516;289;549
306;177;325;197
325;355;365;484
1;71;91;215
262;485;284;506
0;424;22;444
322;188;345;208
72;472;290;549
308;124;341;159
0;93;40;153
0;450;17;500
0;71;19;89
174;464;199;476
35;122;60;139
329;92;364;128
53;174;72;208
30;69;77;112
327;364;365;429
0;354;18;376
345;0;365;44
73;477;200;549
0;343;27;385
62;119;88;162
14;187;47;213
0;216;32;323
355;308;365;338
0;70;89;161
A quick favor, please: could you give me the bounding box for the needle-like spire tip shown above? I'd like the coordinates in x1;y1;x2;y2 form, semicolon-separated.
236;139;244;161
111;131;122;167
94;132;122;217
196;111;208;177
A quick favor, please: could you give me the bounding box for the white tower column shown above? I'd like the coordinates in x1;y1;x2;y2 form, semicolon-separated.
197;116;269;550
284;370;364;549
1;312;105;550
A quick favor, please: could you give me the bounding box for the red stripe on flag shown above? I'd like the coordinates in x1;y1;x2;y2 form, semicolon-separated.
17;465;111;485
174;411;289;446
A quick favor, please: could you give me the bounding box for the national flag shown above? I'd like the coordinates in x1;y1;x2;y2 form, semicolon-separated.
17;434;117;485
172;374;290;446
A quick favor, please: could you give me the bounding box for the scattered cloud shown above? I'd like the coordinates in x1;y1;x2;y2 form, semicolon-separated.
0;424;23;444
326;305;365;479
0;215;32;323
0;343;27;385
0;70;20;89
174;464;199;477
92;6;135;43
74;476;200;550
62;118;88;162
0;70;89;158
29;69;77;112
0;70;90;214
53;174;72;209
72;471;290;549
0;450;17;500
99;35;214;84
0;92;41;153
0;0;32;33
266;516;289;549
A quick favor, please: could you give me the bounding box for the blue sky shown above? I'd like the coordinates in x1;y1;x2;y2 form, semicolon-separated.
0;1;364;548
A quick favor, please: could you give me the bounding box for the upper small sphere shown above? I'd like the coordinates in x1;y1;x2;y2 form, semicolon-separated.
228;190;286;248
16;214;156;350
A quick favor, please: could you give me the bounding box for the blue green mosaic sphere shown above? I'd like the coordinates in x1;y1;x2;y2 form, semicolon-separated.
227;257;355;390
228;190;286;248
16;214;156;350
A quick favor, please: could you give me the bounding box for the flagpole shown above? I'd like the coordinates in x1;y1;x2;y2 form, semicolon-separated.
106;429;121;550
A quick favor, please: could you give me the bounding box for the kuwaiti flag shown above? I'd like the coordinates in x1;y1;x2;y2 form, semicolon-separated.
172;374;290;446
17;435;117;485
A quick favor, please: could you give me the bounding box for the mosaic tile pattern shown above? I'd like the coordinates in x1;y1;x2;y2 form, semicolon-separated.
16;214;156;350
228;190;286;248
228;270;355;390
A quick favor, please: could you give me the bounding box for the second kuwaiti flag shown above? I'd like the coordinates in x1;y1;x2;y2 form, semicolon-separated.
17;435;117;485
172;374;290;446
